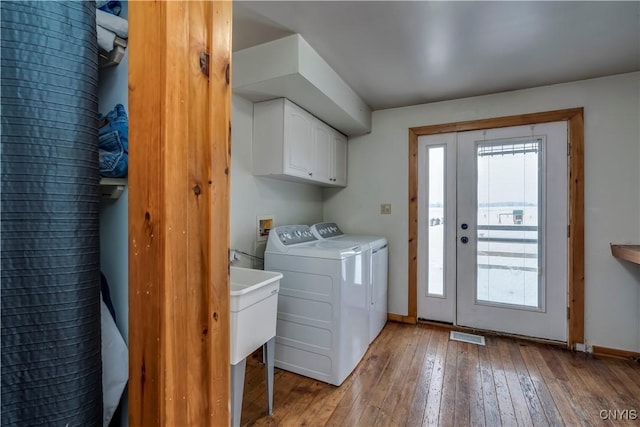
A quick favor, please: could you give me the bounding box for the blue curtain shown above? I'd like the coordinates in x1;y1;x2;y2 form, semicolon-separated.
1;1;102;425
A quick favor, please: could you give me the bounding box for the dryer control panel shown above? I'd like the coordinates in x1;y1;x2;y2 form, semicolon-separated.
272;225;318;246
312;222;343;238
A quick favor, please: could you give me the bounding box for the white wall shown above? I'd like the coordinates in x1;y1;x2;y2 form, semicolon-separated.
97;3;129;425
98;59;129;342
98;4;129;344
230;95;324;266
324;72;640;352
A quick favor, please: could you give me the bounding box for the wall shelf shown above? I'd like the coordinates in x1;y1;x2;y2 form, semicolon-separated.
610;244;640;265
100;177;127;199
99;36;127;69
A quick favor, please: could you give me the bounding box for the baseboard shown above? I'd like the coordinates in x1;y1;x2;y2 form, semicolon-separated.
592;345;640;361
387;313;417;324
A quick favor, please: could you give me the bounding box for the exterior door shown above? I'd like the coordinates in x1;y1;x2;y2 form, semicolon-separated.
418;122;568;342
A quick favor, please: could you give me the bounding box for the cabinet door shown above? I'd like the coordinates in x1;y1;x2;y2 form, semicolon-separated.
332;131;348;186
313;122;332;183
283;102;314;178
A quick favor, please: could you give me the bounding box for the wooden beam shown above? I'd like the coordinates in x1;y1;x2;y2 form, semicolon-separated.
408;108;584;348
128;3;165;424
128;2;232;425
207;2;233;424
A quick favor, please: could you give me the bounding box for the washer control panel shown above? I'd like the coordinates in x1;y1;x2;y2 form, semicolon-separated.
313;222;344;238
275;225;317;246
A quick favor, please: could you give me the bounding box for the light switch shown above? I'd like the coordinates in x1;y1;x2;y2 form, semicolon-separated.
380;203;391;215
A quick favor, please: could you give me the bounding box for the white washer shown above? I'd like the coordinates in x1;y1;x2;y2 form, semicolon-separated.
265;225;369;386
310;222;388;343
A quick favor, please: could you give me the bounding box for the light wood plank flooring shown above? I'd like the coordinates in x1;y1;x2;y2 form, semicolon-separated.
240;322;640;426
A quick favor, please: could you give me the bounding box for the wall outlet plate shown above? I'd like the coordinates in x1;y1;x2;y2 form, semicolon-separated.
257;215;274;242
380;203;392;214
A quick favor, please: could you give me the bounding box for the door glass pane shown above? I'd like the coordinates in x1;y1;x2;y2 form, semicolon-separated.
428;146;445;296
476;139;542;308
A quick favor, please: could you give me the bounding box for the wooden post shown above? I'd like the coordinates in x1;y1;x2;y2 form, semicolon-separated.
128;1;231;425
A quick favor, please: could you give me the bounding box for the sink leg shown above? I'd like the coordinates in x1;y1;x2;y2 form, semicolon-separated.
264;337;275;415
231;359;246;427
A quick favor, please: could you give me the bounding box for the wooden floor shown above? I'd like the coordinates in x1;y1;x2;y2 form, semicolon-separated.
240;322;640;426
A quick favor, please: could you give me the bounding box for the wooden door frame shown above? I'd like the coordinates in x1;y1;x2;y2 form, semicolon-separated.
128;2;232;424
407;108;584;348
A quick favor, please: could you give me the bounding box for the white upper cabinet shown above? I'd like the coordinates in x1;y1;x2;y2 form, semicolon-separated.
331;131;348;186
253;98;347;187
283;102;314;178
312;122;332;184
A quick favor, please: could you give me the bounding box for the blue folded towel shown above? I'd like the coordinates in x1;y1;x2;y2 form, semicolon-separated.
96;0;121;16
98;104;128;178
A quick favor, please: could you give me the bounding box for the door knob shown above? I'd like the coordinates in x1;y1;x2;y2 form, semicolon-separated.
461;223;468;230
460;236;469;244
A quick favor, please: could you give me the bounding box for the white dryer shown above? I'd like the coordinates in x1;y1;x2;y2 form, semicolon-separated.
265;225;369;386
310;222;388;343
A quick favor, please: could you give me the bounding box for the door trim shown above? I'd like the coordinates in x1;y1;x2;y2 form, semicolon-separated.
408;108;584;348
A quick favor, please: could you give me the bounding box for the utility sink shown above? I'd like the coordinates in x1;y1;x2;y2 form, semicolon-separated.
230;266;282;365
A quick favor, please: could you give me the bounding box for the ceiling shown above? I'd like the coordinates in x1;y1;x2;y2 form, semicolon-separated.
233;1;640;111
